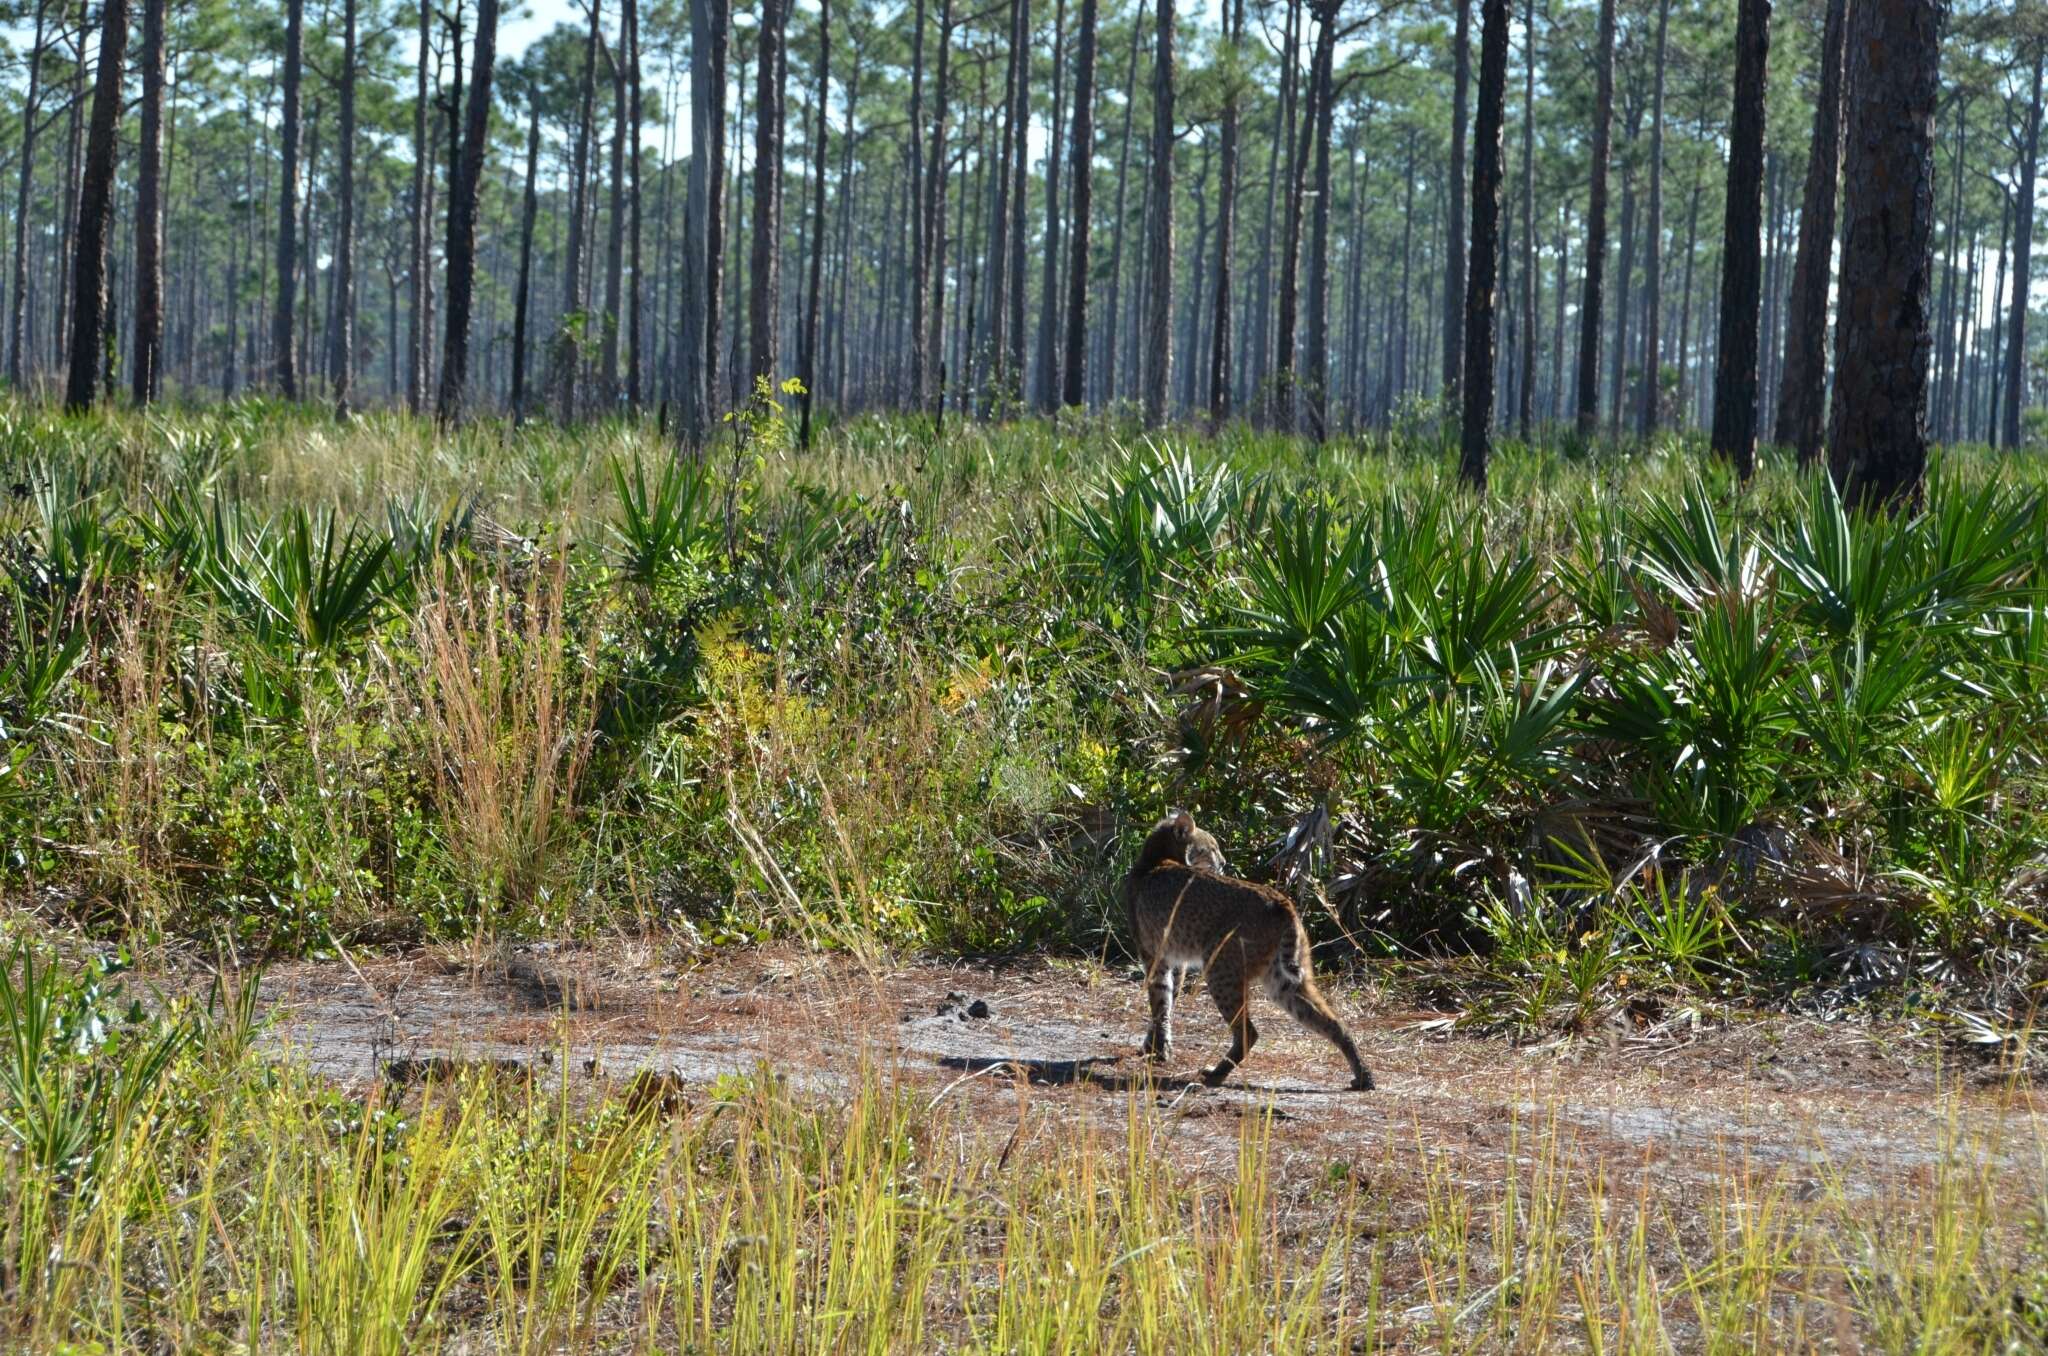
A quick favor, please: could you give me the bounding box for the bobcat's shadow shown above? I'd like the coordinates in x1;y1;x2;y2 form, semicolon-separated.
937;1054;1361;1099
936;1053;1156;1092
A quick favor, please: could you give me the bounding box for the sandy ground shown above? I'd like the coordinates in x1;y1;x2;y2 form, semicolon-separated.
248;943;2047;1199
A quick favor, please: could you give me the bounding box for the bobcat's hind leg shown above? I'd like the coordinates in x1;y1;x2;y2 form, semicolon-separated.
1201;964;1257;1086
1142;963;1176;1063
1271;967;1374;1091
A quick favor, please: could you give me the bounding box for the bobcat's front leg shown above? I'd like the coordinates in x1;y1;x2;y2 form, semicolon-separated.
1142;963;1177;1062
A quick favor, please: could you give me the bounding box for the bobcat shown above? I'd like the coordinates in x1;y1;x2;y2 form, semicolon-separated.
1123;811;1374;1091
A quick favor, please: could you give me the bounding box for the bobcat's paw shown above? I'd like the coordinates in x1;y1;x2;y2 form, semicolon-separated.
1349;1071;1376;1092
1199;1062;1234;1087
1141;1039;1171;1063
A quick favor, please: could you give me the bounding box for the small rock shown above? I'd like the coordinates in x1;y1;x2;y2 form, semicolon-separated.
967;999;991;1019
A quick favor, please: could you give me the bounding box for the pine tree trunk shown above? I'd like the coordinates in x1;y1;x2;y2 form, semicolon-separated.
2001;45;2042;449
1637;0;1668;436
1061;0;1096;407
924;0;955;414
1518;0;1537;435
1208;0;1243;423
678;0;725;445
799;0;831;446
1443;0;1469;401
1459;0;1509;488
1033;0;1067;411
1608;134;1636;428
273;0;303;398
749;0;787;391
63;0;129;411
435;0;498;423
407;0;429;413
1709;0;1770;479
703;0;728;416
558;3;599;419
1100;14;1141;406
1827;0;1939;507
1302;0;1337;441
1141;0;1175;428
132;0;165;405
7;0;49;390
603;28;628;404
330;0;357;416
908;0;929;408
1772;0;1847;464
1276;19;1321;429
981;3;1018;411
1986;199;2008;444
511;99;541;422
1006;0;1029;393
625;0;643;408
1573;0;1614;436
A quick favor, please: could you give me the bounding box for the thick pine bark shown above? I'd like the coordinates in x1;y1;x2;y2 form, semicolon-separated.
749;0;787;390
1060;0;1097;408
330;0;358;416
1443;0;1470;401
1517;0;1536;435
1208;0;1243;423
1772;0;1848;464
511;98;541;423
703;0;728;415
1006;0;1028;390
1459;0;1509;488
1573;0;1613;437
799;0;831;446
2001;46;2042;450
63;0;130;412
1141;0;1175;428
981;2;1019;409
1033;0;1067;411
558;3;600;418
132;0;165;405
1637;0;1668;436
1276;19;1322;428
928;0;958;413
603;29;629;402
7;0;48;390
1303;0;1337;441
1827;0;1939;508
625;0;643;407
434;0;498;423
408;0;429;413
1709;0;1770;479
678;0;726;446
908;0;929;408
1100;15;1141;404
273;0;303;399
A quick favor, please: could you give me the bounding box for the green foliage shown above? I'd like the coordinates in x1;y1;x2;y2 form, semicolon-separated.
609;452;713;584
1;404;2046;1008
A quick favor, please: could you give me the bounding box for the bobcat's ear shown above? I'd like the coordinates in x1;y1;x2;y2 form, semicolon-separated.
1171;809;1193;831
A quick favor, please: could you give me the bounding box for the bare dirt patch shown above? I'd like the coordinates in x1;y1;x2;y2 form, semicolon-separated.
250;944;2044;1198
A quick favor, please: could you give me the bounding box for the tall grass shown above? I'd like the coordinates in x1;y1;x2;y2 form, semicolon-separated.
1;946;2041;1352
